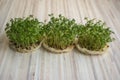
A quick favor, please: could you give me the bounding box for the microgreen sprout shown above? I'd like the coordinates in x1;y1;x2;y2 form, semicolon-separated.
5;15;44;49
44;14;77;49
77;18;114;51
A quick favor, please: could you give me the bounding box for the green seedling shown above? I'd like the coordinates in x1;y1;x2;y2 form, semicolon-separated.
44;14;77;49
77;18;114;51
5;15;44;49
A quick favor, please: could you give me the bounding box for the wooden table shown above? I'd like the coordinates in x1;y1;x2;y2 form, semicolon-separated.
0;0;120;80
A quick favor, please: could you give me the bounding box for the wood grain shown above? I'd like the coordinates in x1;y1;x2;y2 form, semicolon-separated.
0;0;120;80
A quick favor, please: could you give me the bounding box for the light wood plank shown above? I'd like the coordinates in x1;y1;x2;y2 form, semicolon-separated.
0;0;120;80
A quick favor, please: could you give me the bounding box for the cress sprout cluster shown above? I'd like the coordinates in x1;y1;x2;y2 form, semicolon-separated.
43;14;77;51
77;18;114;51
5;14;114;54
5;15;44;53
